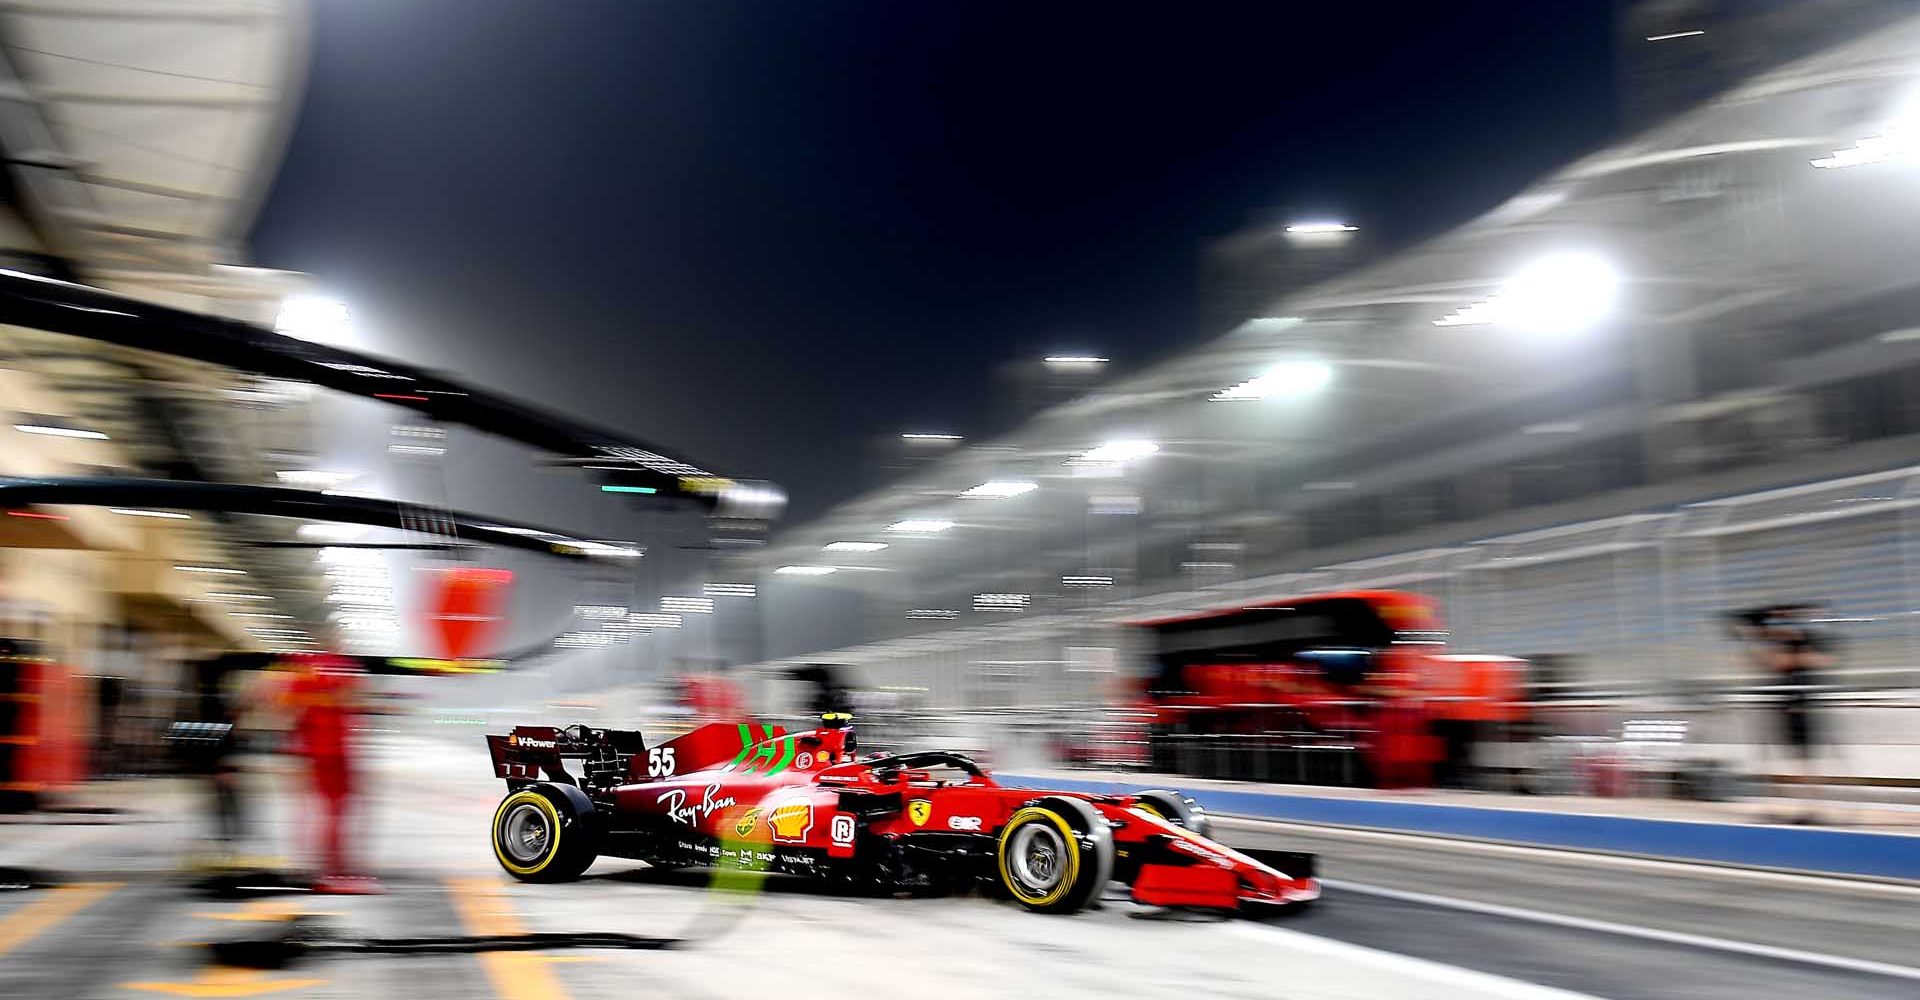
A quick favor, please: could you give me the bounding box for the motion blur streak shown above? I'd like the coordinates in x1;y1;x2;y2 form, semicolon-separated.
0;883;120;956
1223;923;1608;1000
1320;878;1920;983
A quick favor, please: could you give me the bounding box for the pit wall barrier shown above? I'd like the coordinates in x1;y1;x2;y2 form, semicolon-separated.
998;771;1920;881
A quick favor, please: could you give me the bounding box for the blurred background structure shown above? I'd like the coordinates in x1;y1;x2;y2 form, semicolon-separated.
1;5;1920;1000
3;1;1920;801
617;3;1920;787
0;1;313;797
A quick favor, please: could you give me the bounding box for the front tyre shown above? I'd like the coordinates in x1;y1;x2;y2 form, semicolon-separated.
491;787;599;882
995;796;1114;914
1132;789;1211;839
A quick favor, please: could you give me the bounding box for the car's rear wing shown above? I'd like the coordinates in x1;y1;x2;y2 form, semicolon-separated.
486;724;646;789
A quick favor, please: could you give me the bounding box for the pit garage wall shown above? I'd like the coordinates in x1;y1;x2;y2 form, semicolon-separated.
737;465;1920;779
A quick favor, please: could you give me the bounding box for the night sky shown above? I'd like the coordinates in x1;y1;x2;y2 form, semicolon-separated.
251;1;1616;524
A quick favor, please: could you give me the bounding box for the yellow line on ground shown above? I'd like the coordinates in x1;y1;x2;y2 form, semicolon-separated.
190;899;315;923
121;967;327;998
0;882;122;956
444;878;572;1000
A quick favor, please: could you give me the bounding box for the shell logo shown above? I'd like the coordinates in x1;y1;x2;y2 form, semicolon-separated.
769;801;814;842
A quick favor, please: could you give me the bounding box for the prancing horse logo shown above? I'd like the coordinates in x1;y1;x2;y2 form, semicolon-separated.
907;800;932;826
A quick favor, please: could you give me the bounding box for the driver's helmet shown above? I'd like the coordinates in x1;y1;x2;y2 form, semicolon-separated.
815;712;856;757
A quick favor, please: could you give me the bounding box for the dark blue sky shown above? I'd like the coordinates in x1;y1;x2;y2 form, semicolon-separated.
252;1;1616;521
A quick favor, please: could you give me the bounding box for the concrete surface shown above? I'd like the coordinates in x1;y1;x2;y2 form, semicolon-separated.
0;733;1914;999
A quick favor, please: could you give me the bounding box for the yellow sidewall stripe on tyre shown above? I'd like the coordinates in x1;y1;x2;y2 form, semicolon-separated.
997;806;1081;907
492;790;563;876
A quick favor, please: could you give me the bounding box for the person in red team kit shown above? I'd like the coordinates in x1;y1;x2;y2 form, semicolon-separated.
282;654;380;894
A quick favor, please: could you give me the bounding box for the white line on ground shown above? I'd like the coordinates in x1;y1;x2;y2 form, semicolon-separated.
1213;815;1920;898
1225;920;1617;1000
1323;878;1920;983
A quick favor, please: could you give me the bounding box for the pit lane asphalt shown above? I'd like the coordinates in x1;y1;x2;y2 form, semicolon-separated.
0;733;1913;1000
1222;818;1920;999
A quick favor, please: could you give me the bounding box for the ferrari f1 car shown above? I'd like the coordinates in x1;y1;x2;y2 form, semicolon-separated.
485;714;1318;914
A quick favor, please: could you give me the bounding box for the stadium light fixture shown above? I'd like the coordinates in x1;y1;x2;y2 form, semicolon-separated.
1810;85;1920;169
318;546;385;566
14;422;108;440
299;522;367;542
1071;440;1159;466
824;541;889;552
109;507;191;520
275;295;354;348
1433;251;1621;336
1499;252;1621;335
1284;222;1357;234
901;432;963;442
1043;356;1108;368
274;470;356;488
1644;29;1704;41
775;565;838;576
1210;360;1334;401
960;480;1039;499
1235;316;1302;335
886;518;955;533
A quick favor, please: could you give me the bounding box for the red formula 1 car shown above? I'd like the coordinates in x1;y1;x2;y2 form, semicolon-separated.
485;714;1318;914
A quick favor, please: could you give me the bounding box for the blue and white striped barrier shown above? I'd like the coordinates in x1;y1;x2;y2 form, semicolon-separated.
999;772;1920;881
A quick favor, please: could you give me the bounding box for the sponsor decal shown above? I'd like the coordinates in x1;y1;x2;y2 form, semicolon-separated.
658;783;738;826
511;734;557;749
734;807;762;837
1165;835;1229;865
946;815;984;832
907;800;932;826
830;814;855;845
796;752;814;770
769;800;815;842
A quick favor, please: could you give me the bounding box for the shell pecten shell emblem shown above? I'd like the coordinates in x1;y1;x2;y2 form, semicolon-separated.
769;800;814;842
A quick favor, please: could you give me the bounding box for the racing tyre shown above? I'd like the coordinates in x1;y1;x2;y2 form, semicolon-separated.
1133;789;1211;839
996;796;1114;914
491;786;600;882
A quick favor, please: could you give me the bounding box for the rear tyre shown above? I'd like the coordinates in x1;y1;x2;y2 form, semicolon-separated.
1132;789;1211;839
491;787;600;882
995;796;1113;914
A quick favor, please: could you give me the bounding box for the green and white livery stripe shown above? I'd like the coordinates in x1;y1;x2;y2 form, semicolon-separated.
723;724;787;772
767;736;797;775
